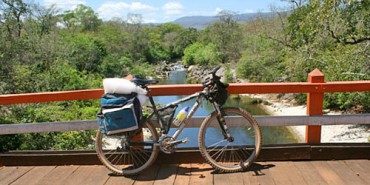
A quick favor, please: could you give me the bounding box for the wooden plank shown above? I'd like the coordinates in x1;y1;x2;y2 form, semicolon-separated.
0;151;100;166
243;162;279;185
153;164;179;185
241;170;254;185
293;161;328;185
271;162;307;185
0;166;34;185
0;89;104;105
1;114;370;135
345;160;370;184
11;166;55;185
35;165;79;185
189;163;213;185
311;145;370;160
320;81;370;93
174;163;192;185
229;81;370;94
311;161;347;185
134;164;161;185
1;81;369;105
252;162;277;185
258;144;311;161
2;144;369;166
327;160;367;185
83;165;111;185
104;174;137;185
0;120;97;135
269;162;298;185
214;171;243;185
306;69;324;144
60;165;110;185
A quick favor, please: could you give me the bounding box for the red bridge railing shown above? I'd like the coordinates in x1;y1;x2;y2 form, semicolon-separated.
1;69;370;144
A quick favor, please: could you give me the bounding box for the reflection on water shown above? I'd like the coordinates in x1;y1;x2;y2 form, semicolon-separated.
154;68;301;147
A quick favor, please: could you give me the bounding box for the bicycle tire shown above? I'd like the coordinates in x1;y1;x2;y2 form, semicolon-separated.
198;107;262;172
96;120;159;175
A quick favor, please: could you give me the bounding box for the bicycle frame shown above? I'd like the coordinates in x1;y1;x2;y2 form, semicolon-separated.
143;84;232;144
145;86;206;139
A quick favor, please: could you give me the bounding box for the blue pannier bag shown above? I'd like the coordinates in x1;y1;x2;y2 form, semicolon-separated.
97;93;142;135
100;93;137;108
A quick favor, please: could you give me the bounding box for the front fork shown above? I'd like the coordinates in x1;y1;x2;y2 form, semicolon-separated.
213;103;234;142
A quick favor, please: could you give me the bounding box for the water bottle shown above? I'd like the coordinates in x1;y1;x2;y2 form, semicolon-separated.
173;107;190;126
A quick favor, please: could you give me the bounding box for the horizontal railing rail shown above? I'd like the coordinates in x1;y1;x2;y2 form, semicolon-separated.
0;81;369;105
0;114;369;135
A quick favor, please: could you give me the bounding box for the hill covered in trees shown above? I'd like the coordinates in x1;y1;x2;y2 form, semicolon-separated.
172;12;272;29
0;0;369;151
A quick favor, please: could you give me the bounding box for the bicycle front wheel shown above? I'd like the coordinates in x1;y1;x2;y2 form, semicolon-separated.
96;120;159;175
198;107;262;172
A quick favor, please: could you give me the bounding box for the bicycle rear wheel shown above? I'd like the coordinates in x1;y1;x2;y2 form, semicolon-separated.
198;107;261;172
96;120;159;175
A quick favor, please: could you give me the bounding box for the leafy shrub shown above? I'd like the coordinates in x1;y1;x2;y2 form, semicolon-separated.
183;42;220;66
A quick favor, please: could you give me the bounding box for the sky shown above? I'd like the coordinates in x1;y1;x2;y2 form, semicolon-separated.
40;0;290;23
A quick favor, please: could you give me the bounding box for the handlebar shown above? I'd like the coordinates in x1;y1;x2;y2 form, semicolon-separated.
202;65;228;88
210;65;221;76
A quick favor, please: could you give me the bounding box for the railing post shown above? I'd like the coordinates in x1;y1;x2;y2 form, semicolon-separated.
306;69;324;144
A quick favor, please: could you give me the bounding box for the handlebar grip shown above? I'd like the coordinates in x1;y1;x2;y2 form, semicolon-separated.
210;65;221;75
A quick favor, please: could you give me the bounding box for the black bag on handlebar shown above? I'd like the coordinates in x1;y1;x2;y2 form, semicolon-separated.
210;81;229;106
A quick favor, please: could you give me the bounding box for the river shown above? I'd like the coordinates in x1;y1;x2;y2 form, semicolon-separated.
154;68;301;147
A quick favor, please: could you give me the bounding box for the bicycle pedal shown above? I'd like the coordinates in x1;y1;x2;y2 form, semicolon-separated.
182;137;189;143
169;138;188;145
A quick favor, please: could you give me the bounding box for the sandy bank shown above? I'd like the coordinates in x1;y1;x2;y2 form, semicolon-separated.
251;94;369;143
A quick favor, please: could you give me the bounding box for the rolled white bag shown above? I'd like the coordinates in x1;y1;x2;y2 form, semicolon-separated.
103;78;148;105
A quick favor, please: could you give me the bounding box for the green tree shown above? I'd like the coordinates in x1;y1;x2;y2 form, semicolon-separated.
61;4;101;32
183;42;202;66
202;10;243;63
33;5;59;35
286;0;370;47
174;28;198;58
237;34;285;82
63;34;107;73
0;0;29;38
183;42;221;66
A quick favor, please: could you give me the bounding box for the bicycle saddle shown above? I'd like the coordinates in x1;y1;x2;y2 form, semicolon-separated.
130;75;158;86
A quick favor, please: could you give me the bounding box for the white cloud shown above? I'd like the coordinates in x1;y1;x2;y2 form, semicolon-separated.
186;8;226;17
244;9;257;13
162;2;183;15
97;2;156;20
43;0;86;11
143;18;156;23
130;2;156;11
215;7;223;14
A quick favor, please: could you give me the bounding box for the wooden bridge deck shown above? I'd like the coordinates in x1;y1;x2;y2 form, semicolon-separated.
1;160;369;185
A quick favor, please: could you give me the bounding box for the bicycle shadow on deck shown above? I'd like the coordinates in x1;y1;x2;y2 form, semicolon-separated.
109;162;275;182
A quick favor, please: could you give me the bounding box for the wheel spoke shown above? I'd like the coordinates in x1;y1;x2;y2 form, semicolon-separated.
206;139;228;153
211;143;229;161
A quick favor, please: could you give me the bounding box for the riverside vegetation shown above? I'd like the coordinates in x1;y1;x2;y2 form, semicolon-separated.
0;0;369;151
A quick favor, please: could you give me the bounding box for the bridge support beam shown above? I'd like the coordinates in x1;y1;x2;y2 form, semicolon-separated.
306;69;324;143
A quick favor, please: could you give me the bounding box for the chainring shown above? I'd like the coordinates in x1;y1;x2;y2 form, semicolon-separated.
159;136;176;154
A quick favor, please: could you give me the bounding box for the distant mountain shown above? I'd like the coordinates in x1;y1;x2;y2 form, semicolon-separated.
172;12;272;29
